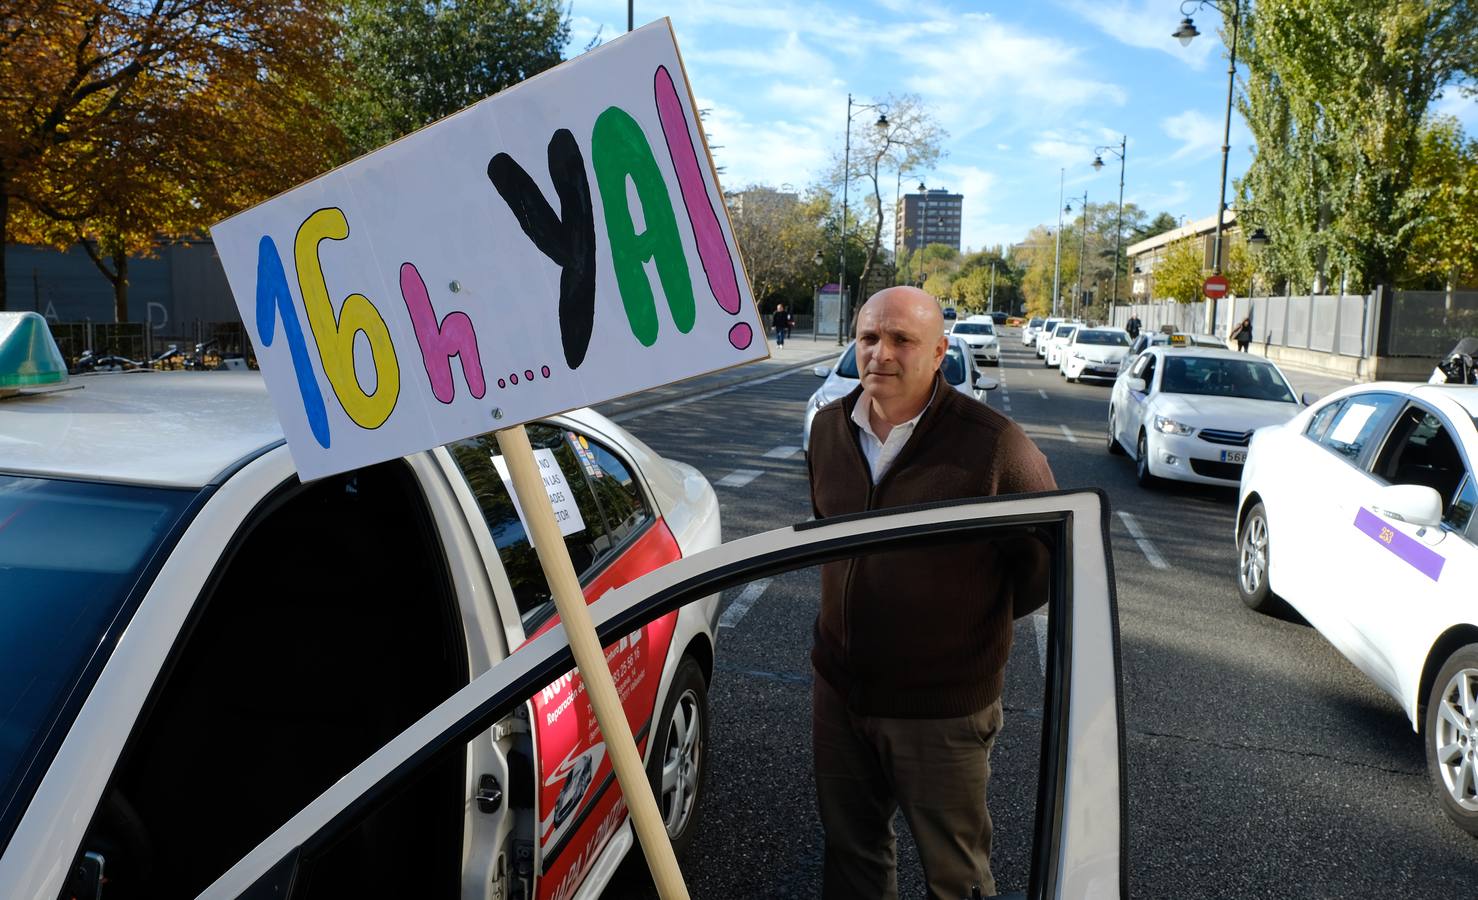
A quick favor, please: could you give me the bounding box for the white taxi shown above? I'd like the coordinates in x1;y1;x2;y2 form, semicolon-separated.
1043;323;1080;368
0;313;721;900
1059;328;1131;382
950;317;1000;367
1107;347;1302;487
1236;382;1478;835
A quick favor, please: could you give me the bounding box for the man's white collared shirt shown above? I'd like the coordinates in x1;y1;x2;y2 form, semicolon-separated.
850;389;933;484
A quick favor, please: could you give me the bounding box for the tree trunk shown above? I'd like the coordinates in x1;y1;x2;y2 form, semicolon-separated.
112;252;128;323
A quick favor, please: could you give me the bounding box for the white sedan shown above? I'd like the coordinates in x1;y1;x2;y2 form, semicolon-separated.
1044;323;1079;368
1035;318;1066;357
1060;328;1131;382
1107;347;1302;487
1022;317;1045;346
1236;382;1478;835
802;335;994;451
951;319;1000;367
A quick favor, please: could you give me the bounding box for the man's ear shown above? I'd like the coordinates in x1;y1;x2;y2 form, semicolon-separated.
933;335;948;366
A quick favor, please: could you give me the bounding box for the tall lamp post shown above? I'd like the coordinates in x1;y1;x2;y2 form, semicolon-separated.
1065;192;1088;319
837;94;890;344
1051;168;1065;317
1092;135;1128;313
1174;0;1241;336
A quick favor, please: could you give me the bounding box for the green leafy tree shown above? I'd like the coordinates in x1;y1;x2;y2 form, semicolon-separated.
335;0;570;158
1408;116;1478;290
1237;0;1478;294
727;185;833;312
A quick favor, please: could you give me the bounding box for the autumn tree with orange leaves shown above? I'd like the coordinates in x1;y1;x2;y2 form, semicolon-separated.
0;0;343;319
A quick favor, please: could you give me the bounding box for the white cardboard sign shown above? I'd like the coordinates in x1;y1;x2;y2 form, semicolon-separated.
491;448;587;541
210;20;765;481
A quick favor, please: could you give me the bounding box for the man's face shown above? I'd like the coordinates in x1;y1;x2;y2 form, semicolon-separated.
855;296;946;407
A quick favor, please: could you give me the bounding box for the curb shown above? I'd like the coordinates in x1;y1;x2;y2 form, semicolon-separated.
603;351;837;417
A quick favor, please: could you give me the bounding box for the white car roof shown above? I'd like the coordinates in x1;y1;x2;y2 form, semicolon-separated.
1419;384;1478;417
0;371;618;490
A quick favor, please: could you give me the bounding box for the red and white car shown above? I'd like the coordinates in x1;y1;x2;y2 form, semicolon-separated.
0;328;720;900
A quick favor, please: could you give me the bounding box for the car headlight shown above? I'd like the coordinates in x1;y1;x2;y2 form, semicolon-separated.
1153;415;1194;435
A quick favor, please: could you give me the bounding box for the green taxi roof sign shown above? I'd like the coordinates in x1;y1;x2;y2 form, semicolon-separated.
0;311;69;396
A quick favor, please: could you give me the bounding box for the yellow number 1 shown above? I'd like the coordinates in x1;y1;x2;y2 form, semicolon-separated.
294;208;400;429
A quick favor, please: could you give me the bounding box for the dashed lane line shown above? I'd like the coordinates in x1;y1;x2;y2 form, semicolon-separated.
1038;389;1049;400
1034;613;1048;677
1117;510;1170;570
1058;424;1077;444
764;445;801;459
718;578;772;629
715;469;764;488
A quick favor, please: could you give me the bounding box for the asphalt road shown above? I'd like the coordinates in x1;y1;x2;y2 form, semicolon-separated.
601;331;1477;897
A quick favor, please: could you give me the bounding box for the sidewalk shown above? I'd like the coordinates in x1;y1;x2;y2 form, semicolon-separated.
594;331;842;419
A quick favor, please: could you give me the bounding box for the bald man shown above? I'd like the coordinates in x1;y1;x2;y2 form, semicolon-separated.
806;287;1057;899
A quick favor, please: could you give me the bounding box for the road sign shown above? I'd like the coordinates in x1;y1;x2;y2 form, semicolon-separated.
1203;275;1229;299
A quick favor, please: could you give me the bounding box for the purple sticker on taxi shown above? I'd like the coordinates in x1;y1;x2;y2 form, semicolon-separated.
1353;507;1444;582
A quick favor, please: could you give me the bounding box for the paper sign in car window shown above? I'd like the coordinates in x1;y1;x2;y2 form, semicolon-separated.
1329;403;1379;445
492;449;586;541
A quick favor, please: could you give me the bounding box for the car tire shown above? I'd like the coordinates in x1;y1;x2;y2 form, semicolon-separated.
1236;502;1287;615
645;656;709;859
1135;431;1157;488
1108;411;1125;455
1424;643;1478;836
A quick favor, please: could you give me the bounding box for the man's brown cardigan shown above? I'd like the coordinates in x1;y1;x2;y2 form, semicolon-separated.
807;372;1058;718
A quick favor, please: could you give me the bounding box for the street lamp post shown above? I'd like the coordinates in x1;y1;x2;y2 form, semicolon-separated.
1066;192;1088;319
1174;0;1241;336
837;93;889;344
1051;168;1064;317
1092;135;1128;312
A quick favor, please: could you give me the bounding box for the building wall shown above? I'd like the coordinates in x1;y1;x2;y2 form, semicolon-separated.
6;240;237;333
894;189;962;256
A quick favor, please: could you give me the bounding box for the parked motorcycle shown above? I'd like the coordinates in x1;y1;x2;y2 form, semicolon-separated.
1428;337;1478;385
75;350;141;373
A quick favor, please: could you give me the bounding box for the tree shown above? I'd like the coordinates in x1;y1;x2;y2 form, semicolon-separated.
1133;212;1180;242
1237;0;1478;294
831;94;945;299
1408;116;1478;291
0;0;342;317
1151;237;1207;304
727;185;829;311
335;0;570;159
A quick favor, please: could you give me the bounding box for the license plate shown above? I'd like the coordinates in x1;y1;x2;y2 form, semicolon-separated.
1220;450;1247;464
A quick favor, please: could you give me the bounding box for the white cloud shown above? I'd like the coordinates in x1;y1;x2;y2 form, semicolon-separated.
1060;0;1217;69
935;163;999;249
1161;109;1222;160
996;143;1011;152
697;99;833;191
1129;179;1192;216
686;30;835;80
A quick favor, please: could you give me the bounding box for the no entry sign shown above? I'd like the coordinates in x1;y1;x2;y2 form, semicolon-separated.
1203;274;1229;299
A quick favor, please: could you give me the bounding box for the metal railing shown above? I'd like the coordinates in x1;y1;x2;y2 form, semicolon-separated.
52;320;257;372
1387;289;1478;358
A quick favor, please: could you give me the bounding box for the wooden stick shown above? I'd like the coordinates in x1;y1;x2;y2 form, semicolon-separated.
495;425;691;900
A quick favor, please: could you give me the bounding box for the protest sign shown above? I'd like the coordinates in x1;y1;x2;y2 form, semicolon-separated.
211;20;765;481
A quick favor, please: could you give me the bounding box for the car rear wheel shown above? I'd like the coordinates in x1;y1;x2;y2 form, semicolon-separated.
646;656;709;857
1424;644;1478;836
1135;431;1157;487
1107;410;1125;455
1236;502;1286;615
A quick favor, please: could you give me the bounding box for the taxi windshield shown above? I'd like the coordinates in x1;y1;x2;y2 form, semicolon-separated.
1076;331;1129;346
0;475;196;843
836;344;860;379
1159;356;1297;402
943;345;967;384
952;323;992;335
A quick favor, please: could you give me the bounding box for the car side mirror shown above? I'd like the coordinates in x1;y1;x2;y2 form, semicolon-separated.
974;375;998;391
1126;377;1146;393
813;365;831;378
1371;483;1444;528
1300;391;1320;407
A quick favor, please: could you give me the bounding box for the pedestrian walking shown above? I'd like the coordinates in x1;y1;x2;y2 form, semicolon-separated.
1126;314;1141;339
806;286;1057;900
771;303;794;346
1234;317;1253;352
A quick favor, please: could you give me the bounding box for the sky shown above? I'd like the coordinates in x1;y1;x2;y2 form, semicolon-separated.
565;0;1478;253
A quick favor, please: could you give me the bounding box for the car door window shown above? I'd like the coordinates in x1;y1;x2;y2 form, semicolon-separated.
1305;398;1346;442
1373;404;1470;522
570;430;653;547
1446;473;1478;537
1315;393;1401;462
69;461;468;900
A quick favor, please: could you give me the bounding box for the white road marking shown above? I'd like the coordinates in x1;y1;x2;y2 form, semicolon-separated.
764;445;801;459
610;363;819;422
719;579;772;629
715;469;764;488
1033;613;1048;676
1059;424;1077;443
1117;510;1170;570
1038;389;1049;400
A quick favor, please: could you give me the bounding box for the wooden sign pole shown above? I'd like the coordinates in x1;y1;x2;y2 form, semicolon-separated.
495;425;691;900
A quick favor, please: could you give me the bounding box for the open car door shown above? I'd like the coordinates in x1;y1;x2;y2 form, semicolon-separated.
201;490;1126;900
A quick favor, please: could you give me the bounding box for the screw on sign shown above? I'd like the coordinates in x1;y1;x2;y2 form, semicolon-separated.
1203;275;1229;299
